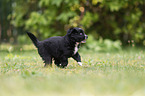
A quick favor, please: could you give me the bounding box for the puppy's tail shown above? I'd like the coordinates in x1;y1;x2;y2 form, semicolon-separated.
26;32;39;48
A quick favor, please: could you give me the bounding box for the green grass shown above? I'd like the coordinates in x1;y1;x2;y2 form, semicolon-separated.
0;44;145;96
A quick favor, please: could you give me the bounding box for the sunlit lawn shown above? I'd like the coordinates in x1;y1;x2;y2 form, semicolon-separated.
0;44;145;96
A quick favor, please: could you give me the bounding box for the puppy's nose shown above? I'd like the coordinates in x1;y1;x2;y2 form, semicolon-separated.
85;35;88;39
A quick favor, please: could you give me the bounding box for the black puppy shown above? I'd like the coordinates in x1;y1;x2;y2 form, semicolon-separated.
27;27;88;68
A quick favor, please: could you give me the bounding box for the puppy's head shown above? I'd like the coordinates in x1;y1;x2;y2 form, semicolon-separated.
67;27;88;43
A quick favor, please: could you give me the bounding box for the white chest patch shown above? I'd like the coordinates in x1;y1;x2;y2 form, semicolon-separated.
74;43;79;55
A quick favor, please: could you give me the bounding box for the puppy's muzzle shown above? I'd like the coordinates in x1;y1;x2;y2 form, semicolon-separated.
85;35;88;40
81;35;88;43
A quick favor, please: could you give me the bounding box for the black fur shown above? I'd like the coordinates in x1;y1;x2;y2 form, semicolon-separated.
27;27;88;68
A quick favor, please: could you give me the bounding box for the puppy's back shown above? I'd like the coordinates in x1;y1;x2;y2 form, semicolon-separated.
40;36;65;57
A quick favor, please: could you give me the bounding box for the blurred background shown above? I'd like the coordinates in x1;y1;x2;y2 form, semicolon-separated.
0;0;145;52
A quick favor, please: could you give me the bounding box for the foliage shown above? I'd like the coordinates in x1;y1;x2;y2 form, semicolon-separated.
0;44;145;95
11;0;80;38
81;35;122;52
1;0;145;46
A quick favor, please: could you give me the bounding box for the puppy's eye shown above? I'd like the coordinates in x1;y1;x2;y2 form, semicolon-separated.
80;33;83;35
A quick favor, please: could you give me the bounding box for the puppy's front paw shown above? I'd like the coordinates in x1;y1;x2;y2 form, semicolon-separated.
78;62;82;66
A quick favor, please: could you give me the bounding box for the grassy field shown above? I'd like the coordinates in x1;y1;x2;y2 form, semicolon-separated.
0;44;145;96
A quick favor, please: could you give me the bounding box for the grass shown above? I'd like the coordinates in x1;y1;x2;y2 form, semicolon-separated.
0;44;145;96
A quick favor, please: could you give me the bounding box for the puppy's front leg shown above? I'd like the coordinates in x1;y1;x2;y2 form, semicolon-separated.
72;52;82;66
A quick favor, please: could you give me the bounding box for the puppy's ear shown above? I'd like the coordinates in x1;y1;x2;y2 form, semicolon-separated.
67;28;75;36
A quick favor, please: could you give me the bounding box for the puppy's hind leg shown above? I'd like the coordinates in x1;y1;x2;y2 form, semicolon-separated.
38;48;52;67
43;56;52;67
54;58;61;67
60;57;68;68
